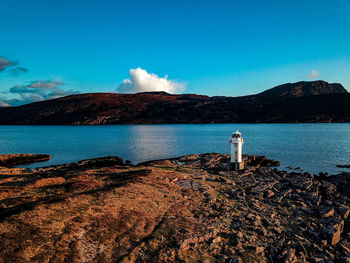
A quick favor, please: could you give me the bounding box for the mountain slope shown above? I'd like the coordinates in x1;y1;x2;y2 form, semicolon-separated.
0;81;349;124
257;80;347;97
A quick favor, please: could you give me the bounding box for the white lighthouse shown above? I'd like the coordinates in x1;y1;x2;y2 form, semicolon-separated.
229;130;244;170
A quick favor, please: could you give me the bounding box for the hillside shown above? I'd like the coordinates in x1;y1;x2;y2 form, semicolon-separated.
0;80;349;124
257;80;347;97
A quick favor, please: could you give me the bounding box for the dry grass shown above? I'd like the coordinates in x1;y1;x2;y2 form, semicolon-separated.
0;160;225;263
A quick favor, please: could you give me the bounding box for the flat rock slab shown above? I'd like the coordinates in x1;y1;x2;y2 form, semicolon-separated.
175;179;208;192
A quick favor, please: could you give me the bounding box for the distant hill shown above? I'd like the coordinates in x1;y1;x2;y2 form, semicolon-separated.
0;80;349;124
257;80;347;97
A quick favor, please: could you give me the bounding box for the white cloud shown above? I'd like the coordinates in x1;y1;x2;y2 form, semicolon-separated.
308;69;320;79
117;67;186;94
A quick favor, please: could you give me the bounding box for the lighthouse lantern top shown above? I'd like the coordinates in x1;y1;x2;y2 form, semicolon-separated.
232;130;242;138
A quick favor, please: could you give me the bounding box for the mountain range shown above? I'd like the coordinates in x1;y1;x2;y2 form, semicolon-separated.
0;80;349;124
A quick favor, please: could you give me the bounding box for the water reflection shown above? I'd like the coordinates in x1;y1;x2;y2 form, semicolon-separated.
127;125;183;162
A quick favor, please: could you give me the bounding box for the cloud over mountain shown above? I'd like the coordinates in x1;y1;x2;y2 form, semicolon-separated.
308;70;320;79
117;67;186;94
1;80;78;106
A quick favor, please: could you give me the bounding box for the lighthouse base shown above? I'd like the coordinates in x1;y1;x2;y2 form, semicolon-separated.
229;161;245;170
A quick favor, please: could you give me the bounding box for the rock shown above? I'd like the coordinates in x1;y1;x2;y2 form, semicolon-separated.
334;203;350;219
277;188;292;202
336;164;350;169
243;155;280;168
236;231;244;239
340;243;350;255
212;236;222;244
175;179;207;191
281;248;297;263
77;156;124;167
260;226;268;236
299;202;308;208
228;257;242;263
0;154;51;167
323;220;344;245
264;189;275;198
1;152;350;263
324;172;350;197
256;246;265;254
320;180;338;198
318;206;335;218
340;257;350;263
313;258;326;263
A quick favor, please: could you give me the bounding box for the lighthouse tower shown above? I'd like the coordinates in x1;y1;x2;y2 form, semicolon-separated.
229;130;244;170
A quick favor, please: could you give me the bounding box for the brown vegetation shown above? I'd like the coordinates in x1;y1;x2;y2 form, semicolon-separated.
0;80;349;124
0;153;349;262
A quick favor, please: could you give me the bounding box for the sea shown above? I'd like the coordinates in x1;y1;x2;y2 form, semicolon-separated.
0;124;349;174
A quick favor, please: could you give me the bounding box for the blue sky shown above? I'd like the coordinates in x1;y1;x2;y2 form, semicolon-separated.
1;0;350;105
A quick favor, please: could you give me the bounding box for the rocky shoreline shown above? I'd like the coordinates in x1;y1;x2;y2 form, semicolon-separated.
0;153;349;262
0;154;51;167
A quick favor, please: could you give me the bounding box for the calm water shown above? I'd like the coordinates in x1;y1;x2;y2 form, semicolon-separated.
0;124;349;174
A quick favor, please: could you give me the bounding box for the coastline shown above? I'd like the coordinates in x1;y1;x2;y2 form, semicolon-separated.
0;153;349;262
